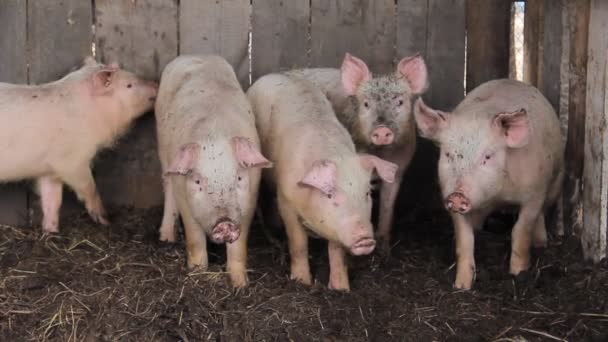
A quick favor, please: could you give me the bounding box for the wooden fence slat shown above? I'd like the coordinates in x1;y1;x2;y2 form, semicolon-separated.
310;0;396;74
542;0;563;113
0;0;27;83
180;0;251;87
396;0;428;59
465;0;510;92
95;0;179;208
28;0;93;84
251;0;309;81
582;0;608;261
425;0;466;110
523;0;543;87
0;0;28;227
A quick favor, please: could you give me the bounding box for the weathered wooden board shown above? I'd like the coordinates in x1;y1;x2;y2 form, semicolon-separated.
310;0;395;74
542;0;563;113
523;0;543;87
396;0;428;59
465;0;510;92
251;0;309;81
583;0;608;261
180;0;251;87
0;0;28;227
0;0;27;83
564;0;588;238
28;0;93;84
425;0;466;110
95;0;179;208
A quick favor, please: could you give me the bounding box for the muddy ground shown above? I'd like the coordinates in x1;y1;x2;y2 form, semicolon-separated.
0;205;607;342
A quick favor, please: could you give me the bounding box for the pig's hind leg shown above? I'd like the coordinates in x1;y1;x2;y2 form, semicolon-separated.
159;177;178;242
37;176;63;233
510;201;544;276
59;166;108;225
278;197;312;285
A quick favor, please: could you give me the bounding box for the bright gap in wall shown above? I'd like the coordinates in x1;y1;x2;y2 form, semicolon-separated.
510;1;525;81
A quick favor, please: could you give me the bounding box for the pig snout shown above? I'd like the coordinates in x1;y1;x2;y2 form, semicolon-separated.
370;126;394;145
211;218;240;244
444;192;471;214
350;236;376;255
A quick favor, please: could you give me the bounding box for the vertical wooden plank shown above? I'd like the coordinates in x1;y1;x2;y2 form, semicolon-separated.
0;0;27;83
564;0;589;238
0;0;28;227
523;0;544;87
465;0;510;92
542;0;563;113
180;0;251;87
396;0;428;58
28;0;93;84
583;0;608;261
425;0;466;110
95;0;178;208
310;0;395;74
251;0;309;80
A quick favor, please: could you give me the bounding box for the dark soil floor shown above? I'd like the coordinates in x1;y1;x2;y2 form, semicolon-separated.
0;206;607;342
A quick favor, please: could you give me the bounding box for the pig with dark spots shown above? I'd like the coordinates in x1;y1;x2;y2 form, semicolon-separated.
287;52;428;252
414;79;565;290
247;73;397;291
0;56;157;233
155;55;271;288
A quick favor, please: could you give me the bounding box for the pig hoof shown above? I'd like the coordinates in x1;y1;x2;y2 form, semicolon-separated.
42;223;59;234
159;231;176;243
230;272;249;289
328;281;350;292
290;272;312;286
453;280;472;290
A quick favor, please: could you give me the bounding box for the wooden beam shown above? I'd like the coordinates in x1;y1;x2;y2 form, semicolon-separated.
541;0;564;113
583;0;608;261
523;0;544;86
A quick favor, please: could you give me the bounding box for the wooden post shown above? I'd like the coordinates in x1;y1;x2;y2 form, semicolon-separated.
523;0;544;87
465;0;511;92
582;0;608;261
541;0;564;113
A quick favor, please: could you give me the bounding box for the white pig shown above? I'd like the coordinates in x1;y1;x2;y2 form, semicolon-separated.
247;73;398;291
414;79;565;290
155;55;271;288
0;56;157;233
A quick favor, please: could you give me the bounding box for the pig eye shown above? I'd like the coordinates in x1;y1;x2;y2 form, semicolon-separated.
363;101;370;109
327;194;333;199
195;180;200;185
237;176;242;181
127;84;132;88
485;155;491;160
397;99;404;107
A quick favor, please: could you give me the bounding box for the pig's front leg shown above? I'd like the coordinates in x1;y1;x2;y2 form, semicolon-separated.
510;202;543;275
175;197;208;269
159;177;178;242
59;166;108;225
37;176;63;233
278;196;312;285
452;213;477;290
328;241;350;291
226;212;251;288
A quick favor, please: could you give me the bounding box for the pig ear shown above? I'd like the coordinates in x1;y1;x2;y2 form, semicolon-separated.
83;56;97;67
414;98;448;141
298;160;337;196
341;53;371;96
92;68;117;95
232;137;273;169
165;143;200;175
359;155;398;183
494;109;530;148
397;54;428;94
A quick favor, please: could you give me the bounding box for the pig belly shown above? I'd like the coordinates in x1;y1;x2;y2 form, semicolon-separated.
0;129;52;181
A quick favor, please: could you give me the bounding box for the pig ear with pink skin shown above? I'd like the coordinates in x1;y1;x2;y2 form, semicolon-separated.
494;108;531;148
413;98;449;141
92;68;118;95
359;155;398;183
341;53;372;95
298;160;337;196
165;143;200;176
397;54;428;94
232;137;273;169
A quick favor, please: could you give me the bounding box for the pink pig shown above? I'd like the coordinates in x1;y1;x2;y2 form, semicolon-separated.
414;79;564;290
0;56;157;233
247;73;397;291
155;55;271;288
287;53;428;252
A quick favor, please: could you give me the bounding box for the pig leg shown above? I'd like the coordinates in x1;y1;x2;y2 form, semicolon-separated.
328;241;350;291
159;177;178;242
452;213;477;290
532;214;548;248
59;167;108;225
37;176;63;233
226;213;251;288
278;197;312;285
179;205;208;269
510;202;543;275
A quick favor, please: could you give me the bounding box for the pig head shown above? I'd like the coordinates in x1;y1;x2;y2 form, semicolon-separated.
414;98;531;213
340;53;428;147
166;136;271;243
296;154;398;255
